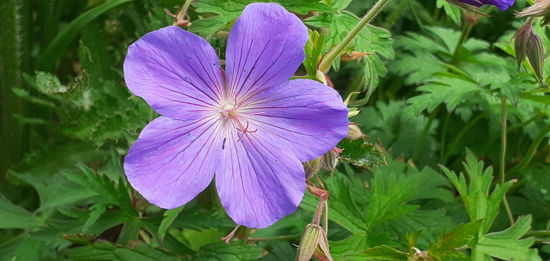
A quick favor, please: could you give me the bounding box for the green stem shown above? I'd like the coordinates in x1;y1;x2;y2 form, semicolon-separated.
500;96;514;226
450;24;473;65
508;122;550;173
500;97;508;185
318;0;391;72
173;0;193;26
481;112;544;154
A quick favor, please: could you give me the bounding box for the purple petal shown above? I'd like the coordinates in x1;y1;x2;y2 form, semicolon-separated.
124;116;222;209
225;3;308;105
215;128;306;228
459;0;514;10
239;79;349;162
124;26;223;121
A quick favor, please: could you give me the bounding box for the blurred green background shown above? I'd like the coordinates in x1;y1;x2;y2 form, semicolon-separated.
1;0;549;260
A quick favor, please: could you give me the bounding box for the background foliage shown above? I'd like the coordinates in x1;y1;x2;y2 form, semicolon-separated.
1;0;549;260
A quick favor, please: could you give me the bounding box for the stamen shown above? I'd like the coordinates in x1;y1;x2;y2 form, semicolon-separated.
227;110;257;142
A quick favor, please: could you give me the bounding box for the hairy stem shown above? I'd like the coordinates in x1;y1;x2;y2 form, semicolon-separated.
318;0;391;72
173;0;193;26
481;111;544;154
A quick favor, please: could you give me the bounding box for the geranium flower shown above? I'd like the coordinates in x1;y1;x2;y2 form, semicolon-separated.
454;0;515;10
123;3;349;228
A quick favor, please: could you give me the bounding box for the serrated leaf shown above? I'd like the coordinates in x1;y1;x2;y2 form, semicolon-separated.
0;194;41;229
192;242;263;261
428;220;482;260
159;206;184;241
304;29;325;78
337;139;386;168
436;0;462;25
190;0;332;36
474;216;541;261
301;174;368;233
305;11;393;90
440;150;513;233
67;240;179;261
407;75;484;115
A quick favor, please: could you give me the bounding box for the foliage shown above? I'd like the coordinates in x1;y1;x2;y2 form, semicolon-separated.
1;0;550;260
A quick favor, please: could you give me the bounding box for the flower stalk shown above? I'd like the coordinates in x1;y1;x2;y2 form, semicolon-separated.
317;0;391;73
500;96;515;226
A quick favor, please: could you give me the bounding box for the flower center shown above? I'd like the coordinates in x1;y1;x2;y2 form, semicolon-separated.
219;103;257;140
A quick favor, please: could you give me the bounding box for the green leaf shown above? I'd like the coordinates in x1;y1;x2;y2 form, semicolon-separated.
192;242;263;261
407;74;485;115
355;100;440;166
300;173;368;233
344;245;409;261
158;206;184;241
474;216;541;261
67;240;179;261
436;0;462;25
428;220;482;260
36;0;134;71
337;139;386;168
365;171;420;229
440;150;513;233
0;194;41;229
305;11;394;90
191;0;332;36
304;29;325;78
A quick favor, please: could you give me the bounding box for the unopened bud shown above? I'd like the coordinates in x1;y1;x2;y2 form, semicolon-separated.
319;149;338;171
341;51;370;62
304;158;321;179
348;107;360;117
346;124;363;140
513;23;531;71
513;22;545;81
296;224;322;261
296;224;334;261
315;70;327;85
526;30;545;82
516;0;550;25
314;226;333;261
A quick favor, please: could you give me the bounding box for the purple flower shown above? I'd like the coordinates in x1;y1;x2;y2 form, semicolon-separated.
457;0;515;10
123;3;349;228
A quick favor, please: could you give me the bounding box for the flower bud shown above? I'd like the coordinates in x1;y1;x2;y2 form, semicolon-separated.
296;224;322;261
346;124;363;140
513;22;545;81
304;158;321;179
516;0;550;25
315;70;328;85
319;149;338;171
296;224;334;261
526;30;545;82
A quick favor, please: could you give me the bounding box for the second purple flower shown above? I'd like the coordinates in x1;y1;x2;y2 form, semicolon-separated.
456;0;515;10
